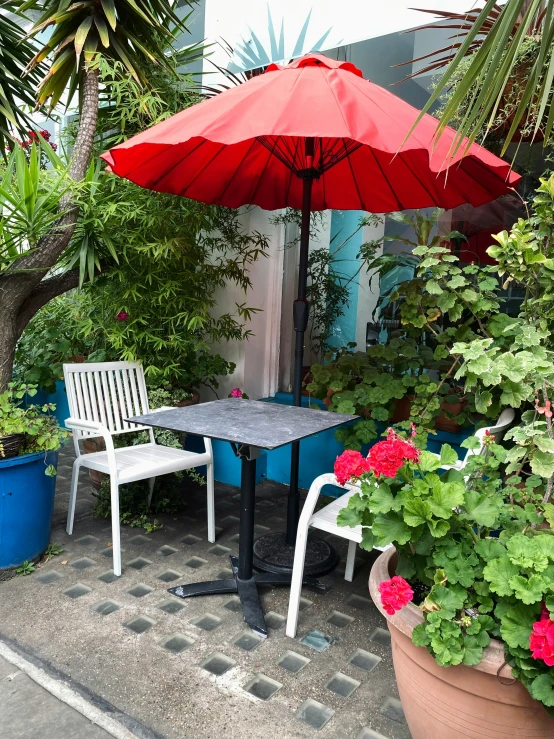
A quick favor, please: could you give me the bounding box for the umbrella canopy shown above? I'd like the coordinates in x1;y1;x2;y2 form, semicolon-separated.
101;54;520;211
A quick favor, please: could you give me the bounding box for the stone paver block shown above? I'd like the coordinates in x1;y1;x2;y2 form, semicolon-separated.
216;568;233;579
157;570;182;582
124;616;156;634
356;729;391;739
264;611;286;630
157;599;185;615
295;699;335;730
300;629;337;652
128;535;151;546
127;584;153;598
325;672;360;698
157;545;178;557
70;558;96;571
299;597;313;611
277;651;310;674
97;570;118;584
200;653;235;676
101;547;124;559
162;634;194;654
346;594;372;610
63;583;92;599
92;600;121;616
184;557;207;569
243;674;282;701
127;557;152;571
349;648;382;673
370;627;391;647
192;614;221;631
181;534;201;545
75;535;100;546
208;545;231;557
36;571;64;584
380;697;406;724
327;611;354;628
223;596;241;612
232;631;263;651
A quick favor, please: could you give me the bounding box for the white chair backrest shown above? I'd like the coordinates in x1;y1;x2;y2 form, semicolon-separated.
64;361;152;440
460;407;516;467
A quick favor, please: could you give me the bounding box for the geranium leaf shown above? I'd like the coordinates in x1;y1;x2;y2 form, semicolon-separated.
531;450;554;478
439;444;459;467
464;490;502;528
483;557;519;596
508;575;546;605
531;675;554;708
474;539;506;560
337;506;362;529
428;481;465;519
359;528;375;552
462;635;485;666
427;518;450;538
500;605;535;649
372;513;412;546
367;484;396;514
403;498;432;527
412;623;430;647
443;559;475;587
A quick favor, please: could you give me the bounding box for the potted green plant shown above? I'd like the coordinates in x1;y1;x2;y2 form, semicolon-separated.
0;384;68;569
334;429;554;738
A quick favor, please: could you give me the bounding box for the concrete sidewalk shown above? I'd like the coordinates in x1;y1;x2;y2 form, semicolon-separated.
0;646;142;739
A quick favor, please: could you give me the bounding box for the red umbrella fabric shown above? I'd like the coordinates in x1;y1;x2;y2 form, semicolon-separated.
101;54;520;211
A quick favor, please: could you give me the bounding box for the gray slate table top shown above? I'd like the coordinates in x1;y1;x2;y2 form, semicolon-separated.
127;398;358;450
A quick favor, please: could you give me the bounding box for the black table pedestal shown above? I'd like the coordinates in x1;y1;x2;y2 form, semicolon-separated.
168;447;326;637
252;532;338;577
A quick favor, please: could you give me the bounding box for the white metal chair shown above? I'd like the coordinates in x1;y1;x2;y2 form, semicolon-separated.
285;408;516;638
286;472;390;638
63;361;215;577
429;408;515;472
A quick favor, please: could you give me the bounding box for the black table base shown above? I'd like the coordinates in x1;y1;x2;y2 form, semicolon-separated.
252;532;338;576
168;554;325;637
167;446;327;637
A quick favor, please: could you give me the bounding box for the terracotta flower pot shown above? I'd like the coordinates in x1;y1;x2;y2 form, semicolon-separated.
368;547;554;739
176;391;200;408
434;397;467;434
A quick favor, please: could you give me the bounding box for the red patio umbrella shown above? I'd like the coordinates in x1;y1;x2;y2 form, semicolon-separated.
102;53;521;573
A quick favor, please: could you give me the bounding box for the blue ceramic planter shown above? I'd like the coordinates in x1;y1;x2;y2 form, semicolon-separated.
0;449;58;569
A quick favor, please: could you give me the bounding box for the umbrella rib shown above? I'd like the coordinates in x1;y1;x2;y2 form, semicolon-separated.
248;141;277;203
283;137;301;204
180;142;230;198
342;138;364;211
395;152;438;204
145;139;211;189
367;148;404;211
214;138;261;203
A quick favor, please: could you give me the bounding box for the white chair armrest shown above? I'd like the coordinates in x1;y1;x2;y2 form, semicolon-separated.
299;473;360;530
65;418;117;470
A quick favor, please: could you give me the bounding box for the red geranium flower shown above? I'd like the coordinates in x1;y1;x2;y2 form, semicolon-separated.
367;428;420;478
334;449;370;486
530;616;554;666
115;311;128;321
379;576;414;615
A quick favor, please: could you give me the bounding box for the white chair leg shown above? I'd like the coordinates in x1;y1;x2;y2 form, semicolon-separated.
206;463;215;544
147;477;156;508
66;459;81;535
345;540;357;582
110;476;122;577
285;524;310;639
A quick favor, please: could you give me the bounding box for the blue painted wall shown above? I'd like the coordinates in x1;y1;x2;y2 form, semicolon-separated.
328;210;365;349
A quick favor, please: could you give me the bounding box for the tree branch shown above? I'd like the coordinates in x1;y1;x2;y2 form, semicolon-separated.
16;268;81;336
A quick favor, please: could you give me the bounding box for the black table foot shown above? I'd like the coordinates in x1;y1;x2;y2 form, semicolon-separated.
252;532;339;576
168;555;327;637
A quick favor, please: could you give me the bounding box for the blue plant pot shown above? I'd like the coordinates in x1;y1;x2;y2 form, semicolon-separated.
0;449;59;569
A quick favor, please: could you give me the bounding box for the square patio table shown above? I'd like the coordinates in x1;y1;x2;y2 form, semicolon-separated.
128;399;357;637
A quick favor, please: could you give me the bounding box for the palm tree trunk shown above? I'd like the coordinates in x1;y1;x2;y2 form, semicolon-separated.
0;67;100;392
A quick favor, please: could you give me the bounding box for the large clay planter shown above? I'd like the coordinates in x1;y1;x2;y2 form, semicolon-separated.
369;547;554;738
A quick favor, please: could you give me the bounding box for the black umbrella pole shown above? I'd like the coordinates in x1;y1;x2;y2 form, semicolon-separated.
286;173;313;547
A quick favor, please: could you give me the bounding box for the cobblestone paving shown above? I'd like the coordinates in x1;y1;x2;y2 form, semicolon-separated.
0;447;411;739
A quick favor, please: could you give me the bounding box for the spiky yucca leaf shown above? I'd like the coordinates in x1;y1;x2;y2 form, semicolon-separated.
23;0;194;108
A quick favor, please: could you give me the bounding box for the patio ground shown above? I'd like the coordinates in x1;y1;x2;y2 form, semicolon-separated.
0;447;411;739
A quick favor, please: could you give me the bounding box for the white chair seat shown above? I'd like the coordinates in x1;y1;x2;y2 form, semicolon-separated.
309;489;365;542
80;443;211;484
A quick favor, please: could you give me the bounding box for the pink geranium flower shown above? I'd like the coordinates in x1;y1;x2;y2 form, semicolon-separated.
115;311;128;321
230;388;243;398
379;576;414;615
334;450;371;486
367;428;420;479
530;616;554;666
